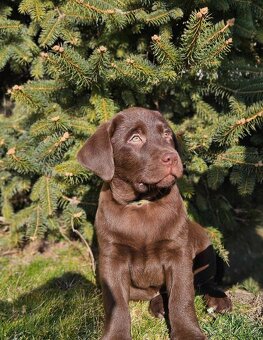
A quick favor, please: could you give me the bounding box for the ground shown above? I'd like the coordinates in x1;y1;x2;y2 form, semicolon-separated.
0;242;262;340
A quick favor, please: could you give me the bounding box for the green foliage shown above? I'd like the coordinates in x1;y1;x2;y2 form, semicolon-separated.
206;226;229;264
0;0;262;250
19;0;52;23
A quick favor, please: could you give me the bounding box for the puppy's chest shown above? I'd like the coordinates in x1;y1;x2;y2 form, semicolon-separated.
129;243;174;289
107;204;176;243
98;200;184;288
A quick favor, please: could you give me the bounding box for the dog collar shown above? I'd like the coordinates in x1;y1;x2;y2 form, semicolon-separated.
127;199;150;207
126;187;172;206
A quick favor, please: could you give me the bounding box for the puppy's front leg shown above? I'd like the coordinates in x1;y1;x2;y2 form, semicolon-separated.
100;256;131;340
165;254;206;340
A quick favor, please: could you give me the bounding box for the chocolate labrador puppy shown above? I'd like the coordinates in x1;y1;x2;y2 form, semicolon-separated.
77;107;231;340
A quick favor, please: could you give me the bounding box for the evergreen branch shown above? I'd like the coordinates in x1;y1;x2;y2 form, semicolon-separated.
9;85;40;110
34;132;72;162
102;99;110;121
70;0;143;17
19;0;48;22
90;92;118;122
30;56;45;79
206;227;229;264
31;204;41;241
184;7;209;62
210;38;232;60
59;51;90;84
228;97;246;116
238;175;256;196
32;176;60;217
48;46;92;88
218;155;262;167
5;147;36;174
193;95;218;122
60;23;81;46
87;46;111;81
1;193;14;223
63;12;93;22
145;8;183;26
214;105;263;146
30;114;70;137
207;165;229;190
70;0;116;15
11;44;35;66
229;167;258;195
156;65;177;82
54;160;91;184
1;176;31;199
25;83;65;92
111;61;129;77
0;46;11;70
0;18;22;30
210;80;263;100
151;34;181;65
146;10;170;24
70;120;96;136
0;6;13;17
33;1;44;22
225;66;263;75
125;55;155;82
177;178;194;199
0;24;21;30
230;110;263;130
39;11;65;47
203;18;235;46
236;89;263;95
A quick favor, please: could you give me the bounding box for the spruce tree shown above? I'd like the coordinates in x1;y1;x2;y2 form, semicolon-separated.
0;1;262;263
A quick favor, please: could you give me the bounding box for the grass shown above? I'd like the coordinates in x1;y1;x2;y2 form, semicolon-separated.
0;243;262;340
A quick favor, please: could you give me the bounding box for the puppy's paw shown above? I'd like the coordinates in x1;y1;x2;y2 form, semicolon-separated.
149;294;165;319
174;335;207;340
205;292;232;313
171;330;207;340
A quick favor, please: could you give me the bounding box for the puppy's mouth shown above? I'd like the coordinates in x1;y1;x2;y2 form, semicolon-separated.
156;174;176;188
134;174;176;193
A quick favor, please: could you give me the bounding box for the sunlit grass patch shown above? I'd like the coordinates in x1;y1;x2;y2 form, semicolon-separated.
0;244;262;339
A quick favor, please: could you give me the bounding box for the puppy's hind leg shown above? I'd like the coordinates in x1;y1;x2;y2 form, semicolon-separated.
194;245;232;313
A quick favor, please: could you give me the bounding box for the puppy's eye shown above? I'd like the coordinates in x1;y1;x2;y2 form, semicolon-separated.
129;134;142;143
163;130;172;139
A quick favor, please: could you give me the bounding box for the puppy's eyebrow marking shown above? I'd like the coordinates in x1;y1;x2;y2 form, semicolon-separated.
125;123;146;139
156;123;168;133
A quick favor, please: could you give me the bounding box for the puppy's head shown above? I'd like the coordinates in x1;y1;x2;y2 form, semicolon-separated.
77;107;183;194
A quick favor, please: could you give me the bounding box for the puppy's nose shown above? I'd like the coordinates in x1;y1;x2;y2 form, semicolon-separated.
161;152;177;165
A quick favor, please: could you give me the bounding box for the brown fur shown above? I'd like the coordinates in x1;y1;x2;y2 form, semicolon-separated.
77;107;231;340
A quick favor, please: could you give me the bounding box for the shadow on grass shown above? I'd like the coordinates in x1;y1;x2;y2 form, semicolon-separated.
0;272;104;339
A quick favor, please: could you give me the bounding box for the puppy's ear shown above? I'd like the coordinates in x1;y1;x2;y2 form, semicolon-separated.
172;132;186;177
172;133;179;152
77;122;114;181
